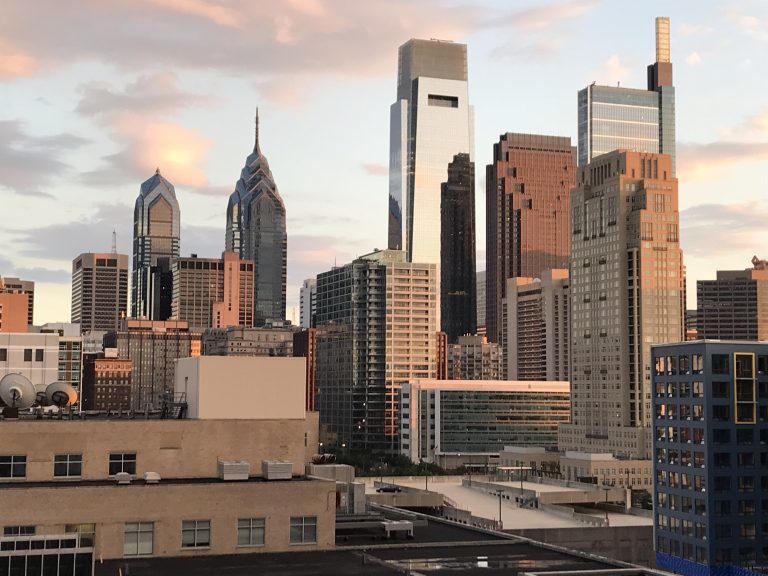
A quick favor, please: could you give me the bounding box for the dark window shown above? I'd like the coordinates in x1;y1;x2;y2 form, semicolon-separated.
24;348;32;361
0;455;26;478
427;94;458;108
181;520;210;548
3;526;35;536
54;454;82;477
35;349;44;362
290;516;317;544
109;453;137;476
0;348;7;361
712;354;730;375
712;381;729;399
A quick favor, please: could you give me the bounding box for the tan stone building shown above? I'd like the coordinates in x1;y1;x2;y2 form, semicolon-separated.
0;356;334;563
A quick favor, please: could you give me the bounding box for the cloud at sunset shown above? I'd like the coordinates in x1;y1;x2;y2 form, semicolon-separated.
0;42;37;79
677;141;768;180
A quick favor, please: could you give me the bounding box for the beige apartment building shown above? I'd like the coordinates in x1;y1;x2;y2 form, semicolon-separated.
447;334;502;380
503;269;569;381
0;356;334;562
559;151;684;459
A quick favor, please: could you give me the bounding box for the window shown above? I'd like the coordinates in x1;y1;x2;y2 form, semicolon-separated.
237;518;265;547
23;348;32;361
0;455;26;478
290;516;317;544
3;526;35;536
712;354;730;374
66;523;95;547
54;454;82;477
109;453;137;475
427;94;458;108
35;349;44;362
124;522;153;556
181;520;210;548
0;348;6;361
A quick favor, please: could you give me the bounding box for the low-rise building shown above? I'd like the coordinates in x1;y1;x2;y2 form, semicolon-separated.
0;356;334;567
81;350;132;411
400;379;570;465
203;326;295;357
559;451;652;490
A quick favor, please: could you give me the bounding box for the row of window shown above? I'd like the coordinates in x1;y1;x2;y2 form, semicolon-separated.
0;453;135;479
124;517;317;555
0;348;46;362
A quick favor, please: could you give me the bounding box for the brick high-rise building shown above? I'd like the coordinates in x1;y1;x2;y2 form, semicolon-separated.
71;253;129;334
696;257;768;341
293;328;317;412
104;319;200;411
0;293;29;333
559;151;684;459
170;252;254;331
485;133;575;343
81;351;133;411
0;276;34;326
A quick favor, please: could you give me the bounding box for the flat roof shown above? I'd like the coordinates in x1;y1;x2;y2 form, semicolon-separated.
0;475;321;490
405;380;570;393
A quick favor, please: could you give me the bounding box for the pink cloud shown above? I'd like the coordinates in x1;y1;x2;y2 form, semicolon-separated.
677;141;768;181
148;0;242;28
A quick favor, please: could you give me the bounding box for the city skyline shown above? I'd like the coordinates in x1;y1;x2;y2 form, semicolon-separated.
1;1;767;325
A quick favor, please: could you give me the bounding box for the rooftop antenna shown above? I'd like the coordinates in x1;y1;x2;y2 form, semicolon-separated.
111;230;117;254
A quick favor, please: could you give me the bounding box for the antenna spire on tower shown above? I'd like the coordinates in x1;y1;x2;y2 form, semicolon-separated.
111;230;117;254
254;106;260;153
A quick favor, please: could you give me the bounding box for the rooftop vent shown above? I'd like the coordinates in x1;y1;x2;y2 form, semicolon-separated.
262;460;292;480
115;472;131;485
219;460;250;481
144;471;161;484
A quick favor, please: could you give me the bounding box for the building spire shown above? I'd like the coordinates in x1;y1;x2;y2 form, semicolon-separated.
655;16;670;63
254;107;260;153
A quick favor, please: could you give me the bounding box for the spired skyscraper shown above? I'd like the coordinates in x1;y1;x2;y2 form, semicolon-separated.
578;17;675;175
131;169;180;320
226;111;287;325
388;38;473;265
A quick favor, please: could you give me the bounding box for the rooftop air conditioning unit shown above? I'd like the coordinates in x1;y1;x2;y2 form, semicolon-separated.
262;460;292;480
144;471;161;484
219;460;250;481
115;472;131;485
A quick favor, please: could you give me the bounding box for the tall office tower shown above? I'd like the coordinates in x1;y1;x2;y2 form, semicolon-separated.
486;133;575;343
0;276;34;326
170;252;254;331
299;278;317;329
578;17;675;174
476;271;486;336
696;257;768;341
447;335;502;380
226;111;287;325
71;253;129;333
651;341;768;574
503;269;570;381
440;153;476;342
314;249;438;453
104;319;200;410
132;169;180;320
388;38;473;266
558;151;684;459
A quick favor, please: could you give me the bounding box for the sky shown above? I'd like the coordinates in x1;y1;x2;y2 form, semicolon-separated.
1;0;767;325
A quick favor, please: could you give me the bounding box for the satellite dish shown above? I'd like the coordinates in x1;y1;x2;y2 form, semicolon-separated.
46;382;78;408
0;374;37;409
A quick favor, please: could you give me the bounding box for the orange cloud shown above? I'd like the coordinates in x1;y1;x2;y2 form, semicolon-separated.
0;42;38;79
113;114;211;187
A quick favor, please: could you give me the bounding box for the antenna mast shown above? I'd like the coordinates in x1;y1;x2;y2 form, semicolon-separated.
111;230;117;254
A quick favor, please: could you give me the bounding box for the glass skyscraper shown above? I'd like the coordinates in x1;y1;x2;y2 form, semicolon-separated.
226;111;287;326
388;39;473;265
131;169;180;320
578;17;675;175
